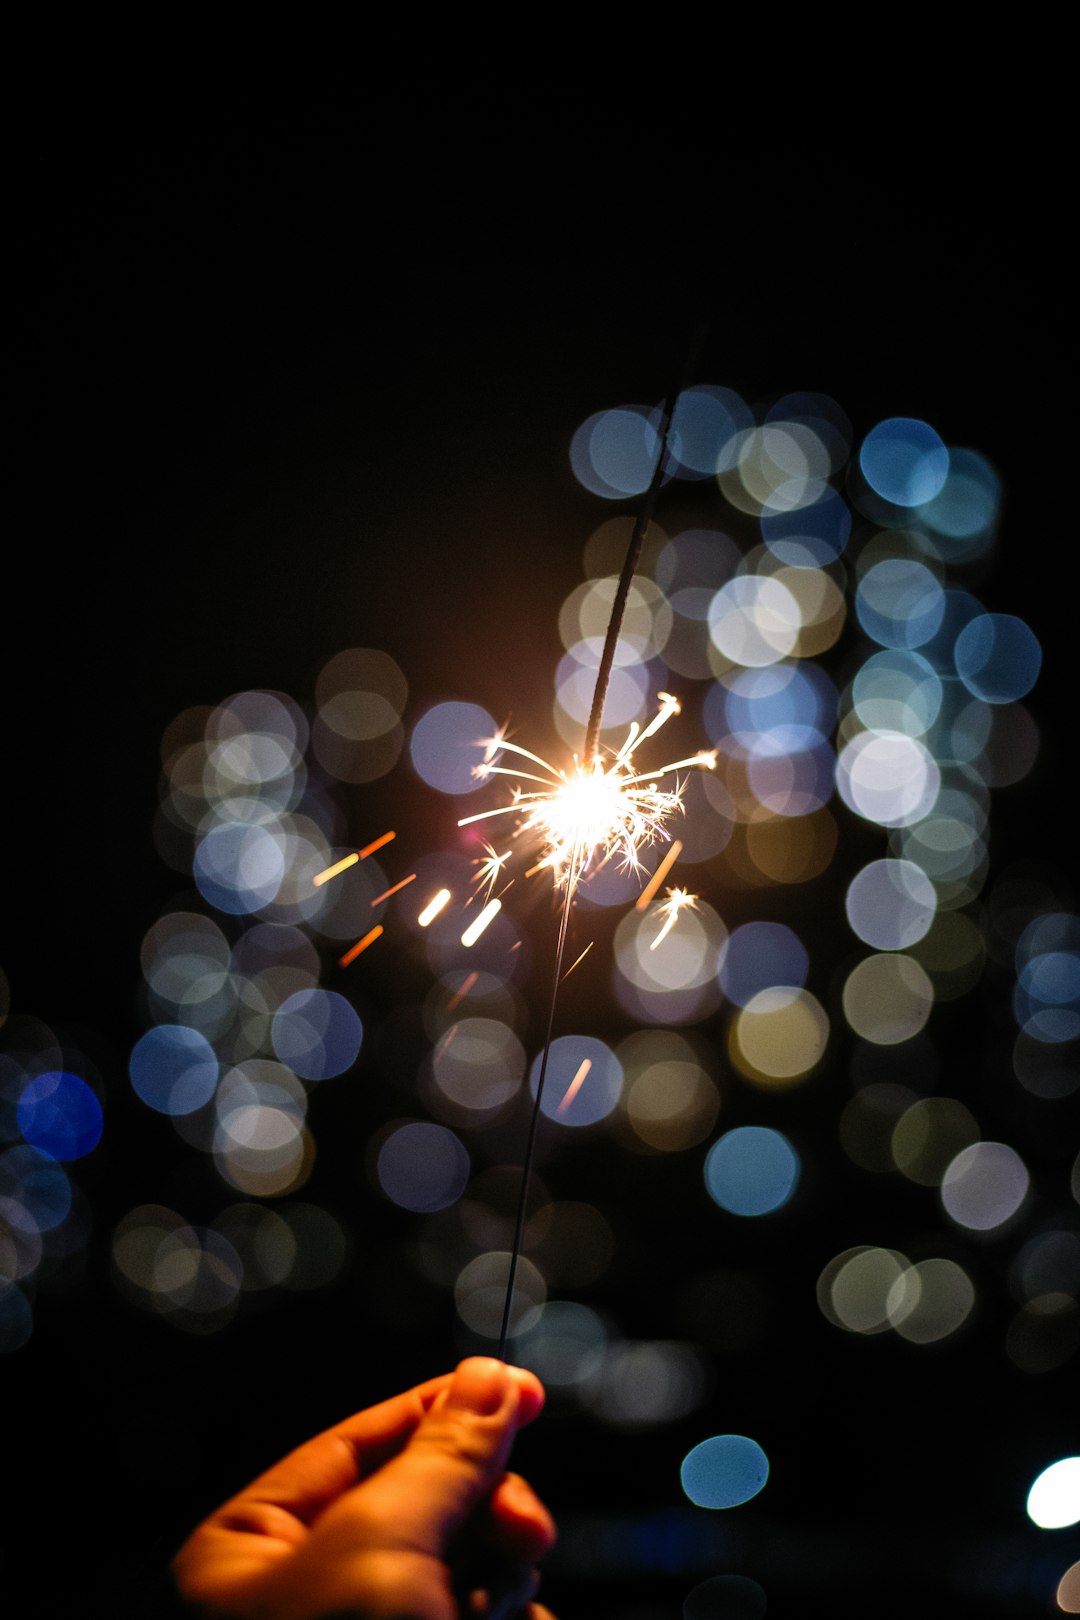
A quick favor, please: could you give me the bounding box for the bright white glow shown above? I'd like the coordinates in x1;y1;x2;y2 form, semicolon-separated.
461;898;502;947
1027;1457;1080;1528
418;888;451;927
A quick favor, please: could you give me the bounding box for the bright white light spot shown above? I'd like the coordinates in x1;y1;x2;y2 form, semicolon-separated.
1027;1457;1080;1528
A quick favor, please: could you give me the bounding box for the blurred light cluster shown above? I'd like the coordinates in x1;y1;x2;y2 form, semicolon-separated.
0;1015;100;1353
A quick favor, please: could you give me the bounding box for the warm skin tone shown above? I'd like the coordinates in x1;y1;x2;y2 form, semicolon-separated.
173;1358;557;1620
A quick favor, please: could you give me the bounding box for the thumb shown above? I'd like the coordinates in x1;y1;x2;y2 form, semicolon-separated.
347;1357;522;1558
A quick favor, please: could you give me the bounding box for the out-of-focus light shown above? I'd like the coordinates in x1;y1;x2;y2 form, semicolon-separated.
859;417;949;506
530;1035;622;1126
1058;1560;1080;1613
842;953;934;1045
891;1097;980;1185
271;989;362;1080
760;485;851;567
193;821;286;915
852;650;942;737
845;859;937;950
856;558;945;649
418;889;452;927
717;921;808;1007
1027;1458;1080;1529
680;1434;769;1508
570;405;662;499
456;1250;545;1337
684;1573;768;1619
704;1126;799;1216
410;702;497;794
515;1299;607;1386
708;576;801;667
955;613;1042;703
377;1121;470;1212
941;1141;1029;1232
730;988;829;1086
825;1246;910;1335
886;1257;976;1342
0;1281;33;1353
129;1024;219;1116
668;385;752;478
836;730;940;828
312;647;408;784
589;1340;707;1426
17;1072;103;1161
430;1018;524;1114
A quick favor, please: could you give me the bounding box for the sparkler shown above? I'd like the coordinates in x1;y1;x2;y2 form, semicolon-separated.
479;343;712;1358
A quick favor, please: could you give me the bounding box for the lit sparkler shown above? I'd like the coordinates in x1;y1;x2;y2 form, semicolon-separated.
458;696;715;891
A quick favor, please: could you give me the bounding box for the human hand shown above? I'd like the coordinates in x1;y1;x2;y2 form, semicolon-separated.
172;1357;557;1620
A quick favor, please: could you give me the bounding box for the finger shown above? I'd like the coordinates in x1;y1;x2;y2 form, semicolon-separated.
213;1364;543;1527
483;1472;557;1563
323;1357;527;1559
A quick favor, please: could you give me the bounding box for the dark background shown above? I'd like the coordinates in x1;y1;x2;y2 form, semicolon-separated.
5;93;1078;1617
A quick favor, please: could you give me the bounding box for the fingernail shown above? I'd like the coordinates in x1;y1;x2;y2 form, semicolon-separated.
448;1356;510;1416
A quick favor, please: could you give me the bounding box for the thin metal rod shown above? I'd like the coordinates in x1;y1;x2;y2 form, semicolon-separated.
496;847;582;1359
582;327;706;764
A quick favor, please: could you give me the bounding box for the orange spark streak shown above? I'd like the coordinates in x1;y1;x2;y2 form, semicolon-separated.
314;853;359;886
314;830;396;886
447;971;479;1010
635;838;684;910
371;873;417;906
461;898;501;947
338;925;383;967
358;830;397;859
557;1058;592;1115
562;942;594;981
418;889;452;927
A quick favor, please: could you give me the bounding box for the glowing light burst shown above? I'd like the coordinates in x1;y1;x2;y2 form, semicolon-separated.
650;886;700;950
459;695;715;894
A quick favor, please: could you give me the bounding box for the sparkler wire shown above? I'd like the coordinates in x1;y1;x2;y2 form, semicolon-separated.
496;843;583;1357
496;329;706;1360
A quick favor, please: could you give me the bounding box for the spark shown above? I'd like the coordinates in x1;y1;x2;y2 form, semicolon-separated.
338;925;384;967
371;873;417;906
473;842;513;903
313;853;359;887
418;888;452;927
557;1058;592;1116
447;971;479;1010
459;697;715;892
649;886;699;951
358;830;397;859
313;829;397;886
461;898;501;947
562;942;594;981
635;838;684;911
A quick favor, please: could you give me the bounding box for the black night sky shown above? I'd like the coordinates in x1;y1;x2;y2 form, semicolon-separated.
5;94;1078;1618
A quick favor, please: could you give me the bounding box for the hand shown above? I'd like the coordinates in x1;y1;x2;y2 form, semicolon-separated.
172;1357;557;1620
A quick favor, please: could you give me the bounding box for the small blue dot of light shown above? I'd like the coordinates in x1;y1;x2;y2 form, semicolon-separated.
129;1025;219;1116
193;821;286;915
704;1126;800;1216
272;990;363;1080
954;612;1042;703
859;417;949;507
680;1434;770;1508
669;386;751;479
16;1072;103;1161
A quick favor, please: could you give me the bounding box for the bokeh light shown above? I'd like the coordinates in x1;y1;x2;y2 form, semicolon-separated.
941;1141;1030;1232
680;1434;769;1508
1027;1458;1080;1529
704;1126;799;1216
16;1072;103;1161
